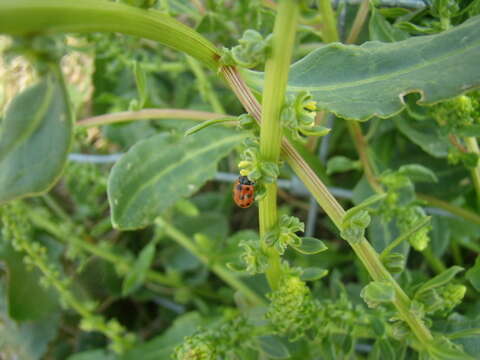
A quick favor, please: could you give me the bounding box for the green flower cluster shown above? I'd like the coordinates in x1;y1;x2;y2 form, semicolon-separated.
266;275;318;340
221;29;271;68
379;166;434;251
173;315;254;360
281;91;330;142
432;92;480;132
264;215;304;254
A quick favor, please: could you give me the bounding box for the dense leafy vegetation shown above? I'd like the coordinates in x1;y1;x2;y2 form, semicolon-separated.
1;0;480;359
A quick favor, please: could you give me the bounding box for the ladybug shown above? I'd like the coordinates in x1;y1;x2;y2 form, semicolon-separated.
233;176;255;208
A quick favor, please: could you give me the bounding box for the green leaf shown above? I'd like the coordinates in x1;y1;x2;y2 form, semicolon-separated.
326;156;361;175
360;281;396;308
0;242;59;321
122;312;204;360
398;164;438;183
369;6;409;43
300;267;329;281
292;237;328;254
68;350;116;360
394;114;450;157
122;241;156;296
108;129;244;229
0;74;72;204
0;283;60;360
415;266;464;297
451;124;480;137
257;335;290;359
133;61;147;109
244;16;480;120
466;256;480;292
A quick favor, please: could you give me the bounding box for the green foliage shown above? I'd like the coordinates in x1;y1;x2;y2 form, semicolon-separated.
361;281;396;308
266;275;317;341
172;312;255;360
1;1;480;359
221;29;271;68
108;128;244;229
326;156;361;175
244;16;480;121
280;91;330;142
0;72;72;204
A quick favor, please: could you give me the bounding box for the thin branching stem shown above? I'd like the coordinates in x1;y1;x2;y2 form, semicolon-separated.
77;109;232;127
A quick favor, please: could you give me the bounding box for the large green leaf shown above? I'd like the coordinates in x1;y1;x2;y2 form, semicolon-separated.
0;241;59;321
108;129;245;230
0;74;72;204
0;283;60;360
244;16;480;121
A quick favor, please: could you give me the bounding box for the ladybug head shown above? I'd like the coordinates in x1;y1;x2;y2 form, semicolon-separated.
238;175;254;185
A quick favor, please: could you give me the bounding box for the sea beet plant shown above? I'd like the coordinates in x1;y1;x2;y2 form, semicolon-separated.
1;0;480;359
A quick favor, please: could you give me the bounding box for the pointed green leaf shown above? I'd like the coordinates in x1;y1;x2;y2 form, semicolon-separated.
244;16;480;121
0;241;59;321
466;256;480;292
394;114;450;157
108;129;244;229
326;156;361;175
361;281;396;308
292;237;328;254
0;74;72;204
369;6;409;43
415;266;464;297
257;335;290;359
122;241;156;296
300;267;329;281
398;164;438;183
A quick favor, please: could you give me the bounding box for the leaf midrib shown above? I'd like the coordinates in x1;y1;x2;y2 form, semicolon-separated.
0;78;54;162
245;18;479;94
113;133;245;221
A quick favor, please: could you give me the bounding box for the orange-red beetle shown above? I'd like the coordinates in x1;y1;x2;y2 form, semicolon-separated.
233;176;255;208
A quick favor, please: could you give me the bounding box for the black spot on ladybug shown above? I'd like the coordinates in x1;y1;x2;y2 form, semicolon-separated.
240;195;245;200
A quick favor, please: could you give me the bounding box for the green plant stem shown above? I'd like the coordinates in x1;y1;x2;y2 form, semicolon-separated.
347;121;384;193
185;56;225;114
417;193;480;225
465;136;480;207
380;216;431;260
258;0;299;291
76;109;232;127
317;0;339;42
28;210;178;287
156;218;265;306
422;247;447;274
0;0;219;69
345;0;370;44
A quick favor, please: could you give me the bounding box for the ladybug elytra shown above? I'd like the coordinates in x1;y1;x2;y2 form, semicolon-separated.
233;176;255;208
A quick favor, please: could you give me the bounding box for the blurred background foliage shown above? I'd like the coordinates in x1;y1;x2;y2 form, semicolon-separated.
1;0;480;359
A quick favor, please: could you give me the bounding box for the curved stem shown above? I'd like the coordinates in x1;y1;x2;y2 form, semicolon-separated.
0;0;219;69
258;0;299;291
418;193;480;225
347;121;384;193
77;109;231;127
